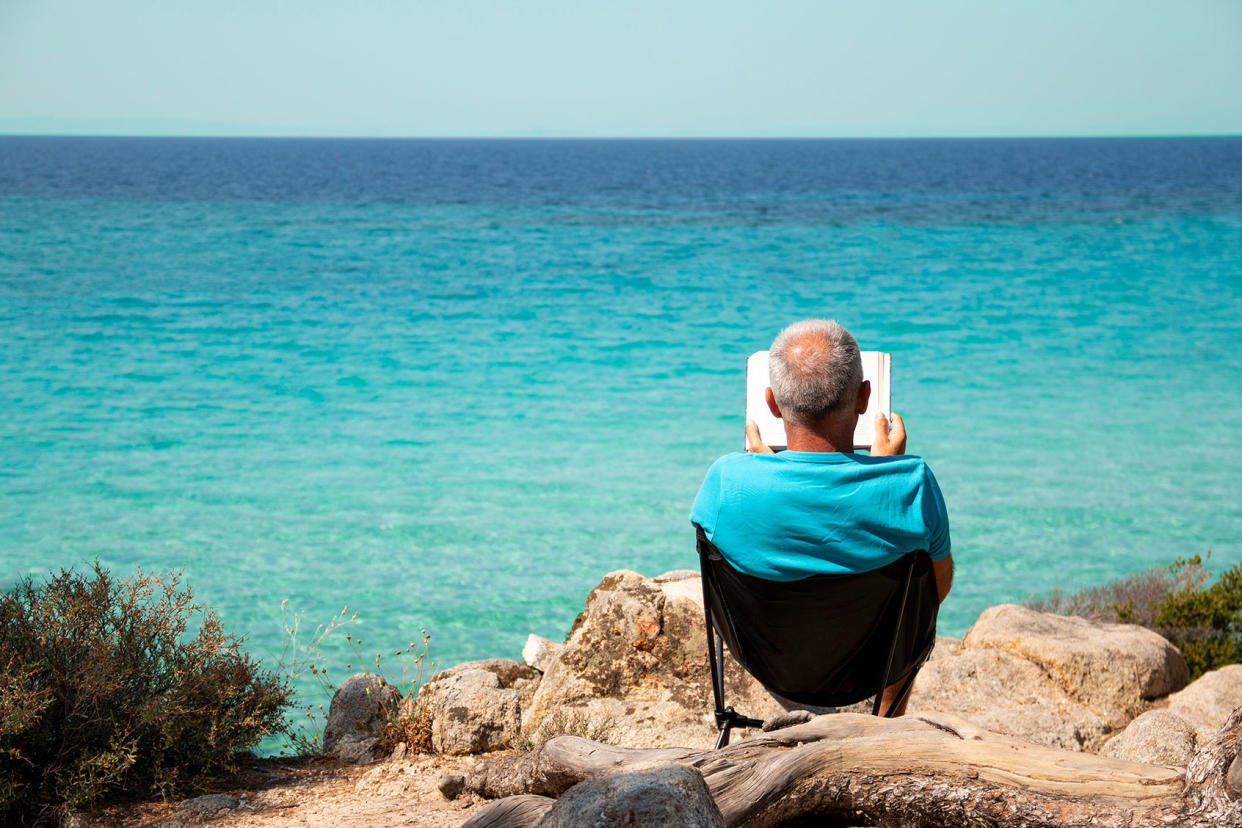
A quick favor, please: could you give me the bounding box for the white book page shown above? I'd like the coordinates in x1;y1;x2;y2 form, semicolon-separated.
745;350;891;451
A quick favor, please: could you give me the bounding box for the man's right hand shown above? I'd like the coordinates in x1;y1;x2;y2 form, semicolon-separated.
871;412;907;456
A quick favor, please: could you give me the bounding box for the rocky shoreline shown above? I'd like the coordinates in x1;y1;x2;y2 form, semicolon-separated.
104;567;1242;827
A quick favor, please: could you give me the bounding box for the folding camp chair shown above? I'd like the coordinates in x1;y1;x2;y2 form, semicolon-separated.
696;525;940;748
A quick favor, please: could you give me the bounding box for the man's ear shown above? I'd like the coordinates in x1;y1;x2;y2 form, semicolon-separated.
854;380;871;416
765;387;783;420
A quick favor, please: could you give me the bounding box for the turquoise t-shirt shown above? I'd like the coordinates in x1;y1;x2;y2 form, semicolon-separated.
690;451;950;580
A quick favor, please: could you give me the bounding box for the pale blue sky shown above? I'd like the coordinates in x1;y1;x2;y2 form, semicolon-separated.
1;0;1239;137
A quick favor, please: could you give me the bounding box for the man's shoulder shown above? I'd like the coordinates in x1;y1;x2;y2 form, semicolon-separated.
706;451;783;476
856;453;931;475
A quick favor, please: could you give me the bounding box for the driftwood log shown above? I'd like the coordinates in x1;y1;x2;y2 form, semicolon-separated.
462;707;1242;827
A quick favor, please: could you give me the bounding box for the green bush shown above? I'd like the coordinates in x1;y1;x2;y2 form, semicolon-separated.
1154;558;1242;679
1026;555;1242;680
0;563;294;824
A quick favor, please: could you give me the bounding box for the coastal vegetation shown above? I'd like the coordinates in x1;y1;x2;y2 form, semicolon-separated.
0;563;293;825
1025;554;1242;679
277;601;433;758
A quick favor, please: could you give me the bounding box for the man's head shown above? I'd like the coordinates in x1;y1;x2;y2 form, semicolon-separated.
768;319;866;429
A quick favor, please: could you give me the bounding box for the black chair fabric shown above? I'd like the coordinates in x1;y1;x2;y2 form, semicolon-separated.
697;526;939;708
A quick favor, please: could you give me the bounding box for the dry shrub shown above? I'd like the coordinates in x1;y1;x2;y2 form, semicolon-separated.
381;696;434;755
513;710;615;752
1026;555;1242;679
0;562;293;825
1025;557;1210;625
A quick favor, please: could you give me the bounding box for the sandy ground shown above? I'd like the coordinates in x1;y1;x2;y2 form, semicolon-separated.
87;751;494;828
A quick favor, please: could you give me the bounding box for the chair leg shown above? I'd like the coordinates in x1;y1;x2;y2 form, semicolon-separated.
882;666;922;718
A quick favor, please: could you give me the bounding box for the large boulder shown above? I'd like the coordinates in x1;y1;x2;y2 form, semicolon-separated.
522;570;787;749
1099;709;1198;767
535;765;725;828
1165;664;1242;743
908;605;1189;752
963;604;1189;716
323;673;401;764
413;668;522;755
908;646;1110;750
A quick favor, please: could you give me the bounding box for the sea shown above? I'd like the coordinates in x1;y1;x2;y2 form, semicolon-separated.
2;136;1241;717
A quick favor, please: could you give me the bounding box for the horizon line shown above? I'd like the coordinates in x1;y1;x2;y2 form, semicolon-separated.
3;132;1241;141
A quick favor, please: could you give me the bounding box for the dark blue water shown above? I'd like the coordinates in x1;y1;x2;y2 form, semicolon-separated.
4;136;1239;216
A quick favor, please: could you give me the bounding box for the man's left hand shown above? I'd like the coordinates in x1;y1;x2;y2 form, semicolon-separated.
745;419;774;453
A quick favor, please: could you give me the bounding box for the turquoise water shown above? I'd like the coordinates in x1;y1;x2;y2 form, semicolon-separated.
2;138;1241;714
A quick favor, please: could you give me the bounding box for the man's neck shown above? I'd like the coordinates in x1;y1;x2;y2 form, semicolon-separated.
783;419;856;453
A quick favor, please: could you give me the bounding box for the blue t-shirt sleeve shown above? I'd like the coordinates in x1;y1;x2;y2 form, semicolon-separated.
690;456;727;535
921;462;951;561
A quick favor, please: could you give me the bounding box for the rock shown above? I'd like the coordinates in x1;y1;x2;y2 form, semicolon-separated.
439;658;540;688
535;764;725;827
926;635;965;660
435;658;541;712
1165;664;1242;743
522;570;787;750
177;793;242;815
416;668;520;754
908;647;1110;751
1099;709;1198;767
523;634;564;673
963;604;1189;718
438;772;466;800
909;606;1193;752
389;741;407;762
761;709;814;732
323;673;401;764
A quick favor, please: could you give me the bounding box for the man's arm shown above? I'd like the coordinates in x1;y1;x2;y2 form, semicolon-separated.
874;413;952;603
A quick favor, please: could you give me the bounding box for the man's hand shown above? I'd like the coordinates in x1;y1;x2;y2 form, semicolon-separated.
745;419;774;453
871;412;906;456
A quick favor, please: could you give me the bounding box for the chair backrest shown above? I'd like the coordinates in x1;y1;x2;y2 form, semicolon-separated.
696;525;939;707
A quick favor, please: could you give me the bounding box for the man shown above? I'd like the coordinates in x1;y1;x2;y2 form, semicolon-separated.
691;318;953;716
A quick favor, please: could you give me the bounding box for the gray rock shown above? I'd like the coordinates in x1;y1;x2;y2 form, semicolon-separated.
439;658;540;688
535;764;725;827
1165;664;1242;743
522;634;564;673
1099;709;1198;767
963;604;1189;717
323;673;401;764
437;771;466;800
418;668;521;754
437;658;541;714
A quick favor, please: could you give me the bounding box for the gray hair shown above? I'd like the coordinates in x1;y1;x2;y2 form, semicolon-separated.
768;319;863;425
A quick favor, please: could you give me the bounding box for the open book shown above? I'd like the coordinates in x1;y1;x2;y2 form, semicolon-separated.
745;350;891;451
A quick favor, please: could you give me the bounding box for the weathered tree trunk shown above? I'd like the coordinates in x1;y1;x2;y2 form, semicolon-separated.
463;708;1242;827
